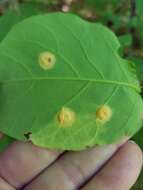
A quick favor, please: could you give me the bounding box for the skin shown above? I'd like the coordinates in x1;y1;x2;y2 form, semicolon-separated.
0;138;142;190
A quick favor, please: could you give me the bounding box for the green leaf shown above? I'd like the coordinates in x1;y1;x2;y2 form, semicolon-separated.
0;13;143;150
136;0;143;18
129;56;143;82
0;3;42;150
118;34;133;56
133;58;143;97
119;34;133;48
0;3;42;42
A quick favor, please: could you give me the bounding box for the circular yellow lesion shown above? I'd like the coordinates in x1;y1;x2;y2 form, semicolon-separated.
96;105;112;123
39;51;56;70
57;107;75;127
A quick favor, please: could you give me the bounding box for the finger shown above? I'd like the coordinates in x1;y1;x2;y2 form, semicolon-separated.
0;177;15;190
82;141;143;190
0;132;4;139
0;141;62;189
23;138;127;190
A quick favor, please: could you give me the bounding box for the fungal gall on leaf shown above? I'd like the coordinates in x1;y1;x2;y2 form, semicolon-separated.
39;51;56;70
96;105;112;123
57;107;75;127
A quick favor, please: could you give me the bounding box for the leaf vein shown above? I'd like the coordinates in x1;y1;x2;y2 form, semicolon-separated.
1;77;139;92
1;51;33;76
58;19;104;79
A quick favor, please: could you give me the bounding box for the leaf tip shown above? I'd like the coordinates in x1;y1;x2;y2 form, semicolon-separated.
96;105;112;123
57;107;75;127
39;51;56;70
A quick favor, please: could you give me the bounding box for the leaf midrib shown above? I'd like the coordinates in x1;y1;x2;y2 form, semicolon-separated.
1;77;140;92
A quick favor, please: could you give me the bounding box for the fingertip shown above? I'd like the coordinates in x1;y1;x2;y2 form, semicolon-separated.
82;140;143;190
126;140;143;173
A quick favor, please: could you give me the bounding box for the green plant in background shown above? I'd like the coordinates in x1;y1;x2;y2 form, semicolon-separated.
0;0;143;188
0;3;42;42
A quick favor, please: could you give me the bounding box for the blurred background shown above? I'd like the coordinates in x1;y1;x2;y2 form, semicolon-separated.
0;0;143;189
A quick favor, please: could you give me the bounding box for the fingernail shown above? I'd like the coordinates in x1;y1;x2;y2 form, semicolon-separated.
128;140;136;144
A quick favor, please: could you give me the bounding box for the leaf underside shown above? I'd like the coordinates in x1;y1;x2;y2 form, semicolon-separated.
0;13;143;150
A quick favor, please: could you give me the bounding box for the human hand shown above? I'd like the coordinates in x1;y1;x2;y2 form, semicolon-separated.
0;139;142;190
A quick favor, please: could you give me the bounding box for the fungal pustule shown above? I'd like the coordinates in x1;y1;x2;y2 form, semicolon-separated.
96;105;112;123
39;51;56;70
58;107;75;127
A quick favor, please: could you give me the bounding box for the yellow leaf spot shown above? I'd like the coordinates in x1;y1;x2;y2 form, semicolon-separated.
96;105;112;123
39;51;56;70
58;107;75;127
